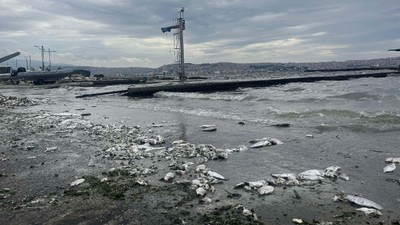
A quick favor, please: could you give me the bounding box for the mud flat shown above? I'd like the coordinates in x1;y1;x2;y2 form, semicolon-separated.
1;93;400;225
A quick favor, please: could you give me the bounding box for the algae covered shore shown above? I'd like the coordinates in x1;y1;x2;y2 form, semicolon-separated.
1;78;400;225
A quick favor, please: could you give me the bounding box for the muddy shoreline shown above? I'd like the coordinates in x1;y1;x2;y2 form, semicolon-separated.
1;93;399;225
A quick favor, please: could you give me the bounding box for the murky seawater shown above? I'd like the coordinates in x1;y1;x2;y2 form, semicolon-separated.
2;75;400;218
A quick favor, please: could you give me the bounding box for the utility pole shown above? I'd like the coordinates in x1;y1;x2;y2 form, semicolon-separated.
161;7;186;80
34;45;45;70
47;48;56;71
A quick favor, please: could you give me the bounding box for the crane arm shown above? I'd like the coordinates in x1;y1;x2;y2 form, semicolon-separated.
0;52;20;64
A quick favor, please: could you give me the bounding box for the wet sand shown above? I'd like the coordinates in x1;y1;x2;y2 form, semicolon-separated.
1;87;400;225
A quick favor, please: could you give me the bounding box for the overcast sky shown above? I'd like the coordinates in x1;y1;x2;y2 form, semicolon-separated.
1;0;399;68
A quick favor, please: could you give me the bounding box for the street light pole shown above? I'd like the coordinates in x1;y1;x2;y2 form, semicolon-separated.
34;45;45;70
47;48;56;71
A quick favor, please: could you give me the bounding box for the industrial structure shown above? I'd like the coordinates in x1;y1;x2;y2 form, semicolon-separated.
0;52;20;74
161;8;186;80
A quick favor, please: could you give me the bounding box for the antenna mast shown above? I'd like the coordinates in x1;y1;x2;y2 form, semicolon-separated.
161;7;186;80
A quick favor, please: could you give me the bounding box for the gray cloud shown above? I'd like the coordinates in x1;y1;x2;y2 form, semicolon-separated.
0;0;399;67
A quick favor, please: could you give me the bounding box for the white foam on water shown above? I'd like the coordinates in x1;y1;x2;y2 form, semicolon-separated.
154;91;253;101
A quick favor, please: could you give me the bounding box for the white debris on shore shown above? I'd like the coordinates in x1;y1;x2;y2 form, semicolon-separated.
334;194;383;216
201;124;217;131
383;163;396;173
385;157;400;163
0;94;52;108
383;157;399;173
249;137;284;148
235;180;274;195
1;93;393;223
70;178;85;187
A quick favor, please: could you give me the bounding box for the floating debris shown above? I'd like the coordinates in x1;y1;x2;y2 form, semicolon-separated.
80;113;91;117
292;218;304;224
271;123;290;128
386;157;400;163
70;178;85;187
334;194;383;210
251;140;271;148
383;163;396;173
305;134;314;138
201;124;217;132
356;207;382;216
45;146;58;152
249;137;283;148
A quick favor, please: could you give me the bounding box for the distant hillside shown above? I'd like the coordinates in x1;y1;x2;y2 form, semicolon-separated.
71;66;155;77
46;56;400;78
154;57;400;79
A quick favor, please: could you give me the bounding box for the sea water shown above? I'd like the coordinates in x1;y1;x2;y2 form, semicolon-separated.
3;75;400;213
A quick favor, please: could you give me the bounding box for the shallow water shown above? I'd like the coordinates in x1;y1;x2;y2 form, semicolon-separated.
2;75;400;221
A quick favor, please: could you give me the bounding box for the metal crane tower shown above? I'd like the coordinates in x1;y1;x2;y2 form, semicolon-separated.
161;7;186;80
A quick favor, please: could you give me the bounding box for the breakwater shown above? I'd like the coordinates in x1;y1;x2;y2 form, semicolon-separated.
127;72;396;97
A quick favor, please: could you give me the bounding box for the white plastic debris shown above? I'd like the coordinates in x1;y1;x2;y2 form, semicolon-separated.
339;174;350;181
292;218;304;224
235;145;248;152
207;171;226;180
195;164;207;173
251;140;271;148
269;138;284;145
383;163;396;173
323;166;341;178
305;134;314;138
258;185;274;195
45;146;58;152
334;194;383;210
196;187;206;196
298;169;324;180
135;177;148;186
271;173;297;180
248;180;267;189
238;206;258;220
70;178;85;187
163;172;175;181
201;124;217;131
385;157;400;163
356;207;382;216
